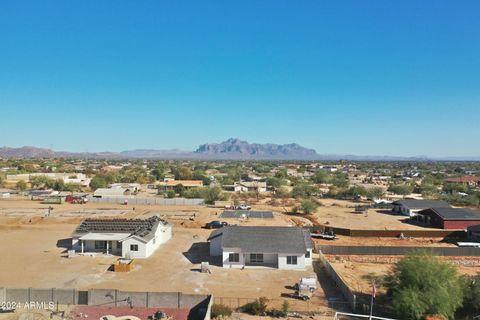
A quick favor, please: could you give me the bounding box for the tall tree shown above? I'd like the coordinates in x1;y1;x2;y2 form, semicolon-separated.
385;252;463;320
459;274;480;317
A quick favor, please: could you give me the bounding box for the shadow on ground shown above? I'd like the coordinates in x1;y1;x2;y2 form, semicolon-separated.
312;260;351;313
183;242;222;269
56;238;72;254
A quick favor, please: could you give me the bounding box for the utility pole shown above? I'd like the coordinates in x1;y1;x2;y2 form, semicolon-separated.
369;280;376;320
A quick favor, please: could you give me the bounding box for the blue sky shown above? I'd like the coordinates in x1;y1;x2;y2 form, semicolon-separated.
0;1;479;156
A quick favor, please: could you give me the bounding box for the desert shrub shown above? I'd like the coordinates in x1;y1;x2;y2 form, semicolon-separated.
211;303;233;318
241;297;269;315
282;300;290;314
300;198;318;214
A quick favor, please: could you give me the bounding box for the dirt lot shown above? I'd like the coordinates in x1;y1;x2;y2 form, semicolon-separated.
329;258;480;296
314;235;457;247
0;199;305;227
0;199;334;312
312;199;438;230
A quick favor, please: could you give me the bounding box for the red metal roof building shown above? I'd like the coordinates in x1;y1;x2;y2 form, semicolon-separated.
416;207;480;229
444;176;480;186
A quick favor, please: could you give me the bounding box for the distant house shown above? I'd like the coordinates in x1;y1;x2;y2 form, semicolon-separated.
71;216;172;259
158;180;204;191
109;183;141;193
208;226;314;270
6;172;91;187
233;181;267;193
415;207;480;230
102;165;124;172
319;165;338;172
444;176;480;187
392;199;451;217
0;192;10;199
93;188;131;198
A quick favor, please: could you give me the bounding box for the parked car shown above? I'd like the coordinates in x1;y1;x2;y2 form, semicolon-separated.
205;221;228;229
236;204;251;210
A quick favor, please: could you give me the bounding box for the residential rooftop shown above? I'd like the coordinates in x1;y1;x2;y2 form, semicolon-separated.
208;226;314;254
420;207;480;221
72;216;168;241
393;199;451;209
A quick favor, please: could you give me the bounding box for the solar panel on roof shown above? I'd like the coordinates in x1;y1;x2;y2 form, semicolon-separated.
74;216;167;238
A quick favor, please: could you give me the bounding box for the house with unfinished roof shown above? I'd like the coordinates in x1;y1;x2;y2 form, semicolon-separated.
208;226;314;270
71;216;172;259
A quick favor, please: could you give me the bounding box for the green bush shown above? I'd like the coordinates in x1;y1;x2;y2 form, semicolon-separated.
300;198;318;214
211;303;233;318
282;300;290;314
241;297;269;315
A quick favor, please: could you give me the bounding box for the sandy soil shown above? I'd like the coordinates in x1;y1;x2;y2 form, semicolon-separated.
312;199;438;231
314;235;456;247
330;260;480;296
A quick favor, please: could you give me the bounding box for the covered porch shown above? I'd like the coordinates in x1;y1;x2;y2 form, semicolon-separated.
243;252;278;268
77;233;128;256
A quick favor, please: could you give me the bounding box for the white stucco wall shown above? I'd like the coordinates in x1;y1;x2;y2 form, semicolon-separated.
122;238;147;259
305;248;313;266
222;248;244;268
278;253;307;270
396;205;418;217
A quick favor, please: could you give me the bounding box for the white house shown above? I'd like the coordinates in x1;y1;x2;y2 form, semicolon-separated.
93;188;132;198
233;181;267;193
392;199;451;217
71;216;172;259
6;172;91;187
208;226;314;270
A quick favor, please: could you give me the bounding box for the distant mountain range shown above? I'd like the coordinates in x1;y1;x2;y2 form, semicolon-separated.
0;139;479;161
195;138;319;160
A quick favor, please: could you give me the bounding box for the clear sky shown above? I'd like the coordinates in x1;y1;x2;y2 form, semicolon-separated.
0;1;479;157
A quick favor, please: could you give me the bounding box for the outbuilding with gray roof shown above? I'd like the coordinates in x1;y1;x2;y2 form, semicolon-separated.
392;199;451;216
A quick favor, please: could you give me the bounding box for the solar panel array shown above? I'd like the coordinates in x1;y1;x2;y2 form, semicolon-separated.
75;216;165;238
220;210;274;219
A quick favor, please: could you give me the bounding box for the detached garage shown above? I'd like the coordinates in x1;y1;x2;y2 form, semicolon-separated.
416;207;480;230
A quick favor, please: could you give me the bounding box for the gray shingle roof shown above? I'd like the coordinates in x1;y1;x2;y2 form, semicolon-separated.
420;207;480;221
208;226;313;254
393;199;451;210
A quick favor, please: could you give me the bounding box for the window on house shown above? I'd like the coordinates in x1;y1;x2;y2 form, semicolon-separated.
305;251;310;258
250;253;264;263
287;256;298;265
130;244;139;251
94;241;106;249
228;253;239;262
